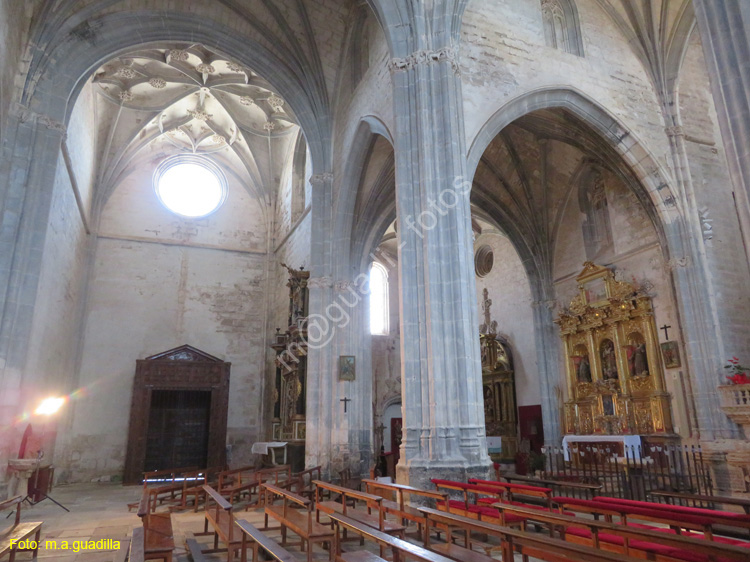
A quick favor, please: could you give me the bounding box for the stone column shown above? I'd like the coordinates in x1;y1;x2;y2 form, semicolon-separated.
389;46;491;488
304;173;335;475
305;173;374;480
0;109;68;490
693;0;750;265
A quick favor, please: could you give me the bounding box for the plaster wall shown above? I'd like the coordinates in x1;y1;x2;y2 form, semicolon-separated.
60;165;269;482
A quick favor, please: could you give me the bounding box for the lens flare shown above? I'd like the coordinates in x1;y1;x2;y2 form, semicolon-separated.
34;397;65;416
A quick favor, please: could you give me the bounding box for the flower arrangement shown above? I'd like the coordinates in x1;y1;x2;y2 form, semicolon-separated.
724;357;750;385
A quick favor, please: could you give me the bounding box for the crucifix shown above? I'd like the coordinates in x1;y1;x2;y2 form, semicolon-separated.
660;324;672;340
340;397;351;413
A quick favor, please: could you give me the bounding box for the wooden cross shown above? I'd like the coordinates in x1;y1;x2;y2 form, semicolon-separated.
341;397;351;413
660;324;672;340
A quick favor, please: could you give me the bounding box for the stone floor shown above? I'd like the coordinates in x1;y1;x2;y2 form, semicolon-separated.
6;483;531;561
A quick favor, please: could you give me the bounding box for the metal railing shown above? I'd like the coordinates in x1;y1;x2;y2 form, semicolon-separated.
539;442;713;501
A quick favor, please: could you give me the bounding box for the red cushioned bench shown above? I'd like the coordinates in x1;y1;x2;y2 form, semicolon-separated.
594;497;750;533
468;478;553;509
492;503;750;562
430;479;524;527
555;496;750;541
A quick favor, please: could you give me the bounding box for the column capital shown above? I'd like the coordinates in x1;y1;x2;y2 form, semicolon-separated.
13;104;67;137
310;172;333;186
388;45;461;76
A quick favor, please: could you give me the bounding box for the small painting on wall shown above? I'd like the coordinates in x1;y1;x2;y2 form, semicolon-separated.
339;355;356;381
660;341;681;369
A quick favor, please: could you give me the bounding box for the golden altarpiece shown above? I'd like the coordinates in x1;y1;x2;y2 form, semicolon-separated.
556;263;673;439
480;288;518;461
269;264;308;470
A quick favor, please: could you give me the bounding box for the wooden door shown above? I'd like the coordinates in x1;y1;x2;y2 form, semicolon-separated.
145;390;211;471
124;345;230;484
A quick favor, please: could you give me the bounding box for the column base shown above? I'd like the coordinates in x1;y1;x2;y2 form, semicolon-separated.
395;458;493;491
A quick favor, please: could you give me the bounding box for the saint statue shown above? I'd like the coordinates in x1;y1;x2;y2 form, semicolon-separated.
633;342;648;377
577;355;591;382
600;339;618;380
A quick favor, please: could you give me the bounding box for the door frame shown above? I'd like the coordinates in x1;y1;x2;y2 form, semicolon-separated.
123;345;230;484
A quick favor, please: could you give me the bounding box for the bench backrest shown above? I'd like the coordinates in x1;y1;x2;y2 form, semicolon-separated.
259;465;292;486
329;512;454;562
292;466;321;494
314;480;384;511
554;497;717;535
0;496;23;526
218;465;259;492
129;526;145;562
142;466;199;485
203;485;235;542
235;519;302;562
419;506;646;562
363;478;448;506
492;502;750;560
431;479;502;507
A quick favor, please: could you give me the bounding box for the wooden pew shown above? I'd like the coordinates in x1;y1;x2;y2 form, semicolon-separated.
0;496;42;561
430;479;522;527
179;465;225;512
650;490;750;514
235;519;298;562
593;496;750;537
362;478;448;531
128;466;200;511
328;512;455;562
262;483;334;562
500;473;602;499
218;466;261;505
468;478;554;509
293;466;322;500
137;488;175;562
554;496;750;542
130;526;145;562
189;485;242;562
314;480;406;543
419;506;648;562
492;502;750;562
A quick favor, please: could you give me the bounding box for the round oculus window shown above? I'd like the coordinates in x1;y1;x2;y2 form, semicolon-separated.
154;156;227;218
475;244;494;278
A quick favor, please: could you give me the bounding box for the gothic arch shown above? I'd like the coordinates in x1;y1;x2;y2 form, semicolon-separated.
332;116;395;279
467;87;682;249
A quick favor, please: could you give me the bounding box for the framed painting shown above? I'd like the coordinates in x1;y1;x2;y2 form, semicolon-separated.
339;355;356;381
660;341;680;369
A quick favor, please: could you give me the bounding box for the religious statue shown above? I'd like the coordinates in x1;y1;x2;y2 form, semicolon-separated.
577;355;592;382
600;339;618;380
632;343;648;377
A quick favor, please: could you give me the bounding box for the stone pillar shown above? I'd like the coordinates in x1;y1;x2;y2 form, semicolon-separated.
693;1;750;266
304;173;335;476
388;46;491;488
305;173;374;481
0;108;68;490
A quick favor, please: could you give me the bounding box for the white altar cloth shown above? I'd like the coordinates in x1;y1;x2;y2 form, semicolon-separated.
562;434;642;461
251;441;288;465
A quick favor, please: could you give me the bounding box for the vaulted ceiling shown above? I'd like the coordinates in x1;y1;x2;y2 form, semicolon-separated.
89;43;300;214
